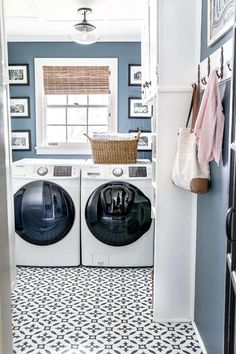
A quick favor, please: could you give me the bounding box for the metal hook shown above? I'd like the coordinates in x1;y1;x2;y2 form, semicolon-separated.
207;57;211;77
226;60;232;71
201;76;207;85
215;68;221;79
197;64;201;86
216;47;224;79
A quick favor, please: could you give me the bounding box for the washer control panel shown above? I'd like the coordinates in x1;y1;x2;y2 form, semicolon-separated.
37;166;48;176
129;166;147;177
53;166;72;177
112;168;123;177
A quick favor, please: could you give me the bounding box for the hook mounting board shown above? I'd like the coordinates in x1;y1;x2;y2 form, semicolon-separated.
199;38;233;91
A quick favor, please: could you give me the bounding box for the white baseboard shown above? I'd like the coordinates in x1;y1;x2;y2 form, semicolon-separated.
192;321;208;354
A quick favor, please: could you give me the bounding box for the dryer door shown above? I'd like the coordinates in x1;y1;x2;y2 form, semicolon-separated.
14;180;75;245
86;182;152;246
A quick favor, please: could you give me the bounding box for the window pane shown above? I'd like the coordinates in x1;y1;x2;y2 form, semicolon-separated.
88;108;108;125
88;126;108;135
67;126;87;143
89;94;109;105
47;108;66;124
68;95;87;105
46;95;67;105
47;126;66;143
67;108;87;125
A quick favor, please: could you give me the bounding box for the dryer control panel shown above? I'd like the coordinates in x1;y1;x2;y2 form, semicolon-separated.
129;166;147;178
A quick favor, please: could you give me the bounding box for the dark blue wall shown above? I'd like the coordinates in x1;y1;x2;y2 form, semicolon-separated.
194;1;232;353
8;42;149;161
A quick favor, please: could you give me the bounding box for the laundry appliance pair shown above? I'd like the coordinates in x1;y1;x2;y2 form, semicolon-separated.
13;158;154;267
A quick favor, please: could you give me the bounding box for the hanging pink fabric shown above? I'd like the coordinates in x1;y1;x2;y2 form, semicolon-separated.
194;70;225;166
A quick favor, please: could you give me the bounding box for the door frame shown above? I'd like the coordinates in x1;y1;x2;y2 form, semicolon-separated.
0;0;14;352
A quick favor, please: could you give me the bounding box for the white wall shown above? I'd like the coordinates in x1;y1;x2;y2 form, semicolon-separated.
153;0;201;321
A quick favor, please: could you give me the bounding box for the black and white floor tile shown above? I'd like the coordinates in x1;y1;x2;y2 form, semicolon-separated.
12;267;203;354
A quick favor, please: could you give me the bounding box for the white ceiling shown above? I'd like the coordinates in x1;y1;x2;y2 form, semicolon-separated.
5;0;145;42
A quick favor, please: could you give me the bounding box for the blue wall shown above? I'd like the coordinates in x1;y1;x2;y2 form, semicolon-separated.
8;41;150;161
194;1;232;353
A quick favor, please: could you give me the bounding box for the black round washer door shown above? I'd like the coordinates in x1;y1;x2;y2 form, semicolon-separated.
14;180;75;246
86;182;152;246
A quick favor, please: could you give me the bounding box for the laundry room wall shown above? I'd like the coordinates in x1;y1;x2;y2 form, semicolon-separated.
7;41;148;161
194;1;232;353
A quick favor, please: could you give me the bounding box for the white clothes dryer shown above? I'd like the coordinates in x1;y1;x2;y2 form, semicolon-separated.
81;160;154;267
12;159;84;266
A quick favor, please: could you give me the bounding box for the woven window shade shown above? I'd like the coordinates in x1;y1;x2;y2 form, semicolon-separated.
43;66;110;95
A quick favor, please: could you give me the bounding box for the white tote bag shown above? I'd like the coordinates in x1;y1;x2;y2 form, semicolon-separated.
172;85;210;194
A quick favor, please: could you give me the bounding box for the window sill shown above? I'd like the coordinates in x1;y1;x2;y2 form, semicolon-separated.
36;144;92;155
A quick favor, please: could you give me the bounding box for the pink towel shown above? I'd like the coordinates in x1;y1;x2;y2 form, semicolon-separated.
194;70;224;166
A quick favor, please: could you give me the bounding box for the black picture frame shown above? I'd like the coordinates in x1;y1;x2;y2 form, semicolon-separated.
129;129;152;151
11;130;31;151
8;64;29;86
128;97;152;118
10;97;30;118
128;64;142;86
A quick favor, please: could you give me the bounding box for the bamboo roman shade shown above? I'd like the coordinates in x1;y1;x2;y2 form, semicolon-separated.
43;65;110;95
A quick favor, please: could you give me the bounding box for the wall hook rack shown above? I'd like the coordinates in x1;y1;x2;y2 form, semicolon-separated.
198;38;232;91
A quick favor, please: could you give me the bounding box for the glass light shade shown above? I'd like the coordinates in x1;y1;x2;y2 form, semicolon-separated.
71;23;99;45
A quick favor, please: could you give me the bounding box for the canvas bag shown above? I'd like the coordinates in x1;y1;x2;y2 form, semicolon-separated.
172;84;210;194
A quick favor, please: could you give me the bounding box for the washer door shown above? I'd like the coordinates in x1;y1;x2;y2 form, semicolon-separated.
14;180;75;246
86;182;152;246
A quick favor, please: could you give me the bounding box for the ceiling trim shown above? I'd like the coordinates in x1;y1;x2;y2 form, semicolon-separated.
6;36;141;42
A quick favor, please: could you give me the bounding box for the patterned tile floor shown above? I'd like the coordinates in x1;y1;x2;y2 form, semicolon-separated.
12;267;203;354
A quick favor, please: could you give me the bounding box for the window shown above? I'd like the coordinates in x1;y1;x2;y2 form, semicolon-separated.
35;58;117;154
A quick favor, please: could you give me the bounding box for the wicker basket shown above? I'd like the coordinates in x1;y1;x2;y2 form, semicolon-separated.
84;131;141;164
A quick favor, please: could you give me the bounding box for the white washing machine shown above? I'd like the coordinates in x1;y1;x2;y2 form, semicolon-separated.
12;158;84;266
81;160;154;267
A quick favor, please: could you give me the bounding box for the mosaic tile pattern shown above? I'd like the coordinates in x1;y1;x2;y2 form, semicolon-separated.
12;267;203;353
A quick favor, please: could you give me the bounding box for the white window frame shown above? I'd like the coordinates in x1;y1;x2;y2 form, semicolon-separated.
34;58;118;155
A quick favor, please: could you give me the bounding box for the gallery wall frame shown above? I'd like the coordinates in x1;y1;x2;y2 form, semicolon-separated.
129;129;152;151
8;64;29;85
11;130;31;151
128;97;152;118
10;97;30;118
208;0;234;46
128;64;142;86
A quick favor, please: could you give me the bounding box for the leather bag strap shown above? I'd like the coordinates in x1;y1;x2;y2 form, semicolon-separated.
185;84;200;130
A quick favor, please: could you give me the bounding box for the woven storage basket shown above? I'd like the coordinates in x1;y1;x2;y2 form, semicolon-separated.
84;131;141;164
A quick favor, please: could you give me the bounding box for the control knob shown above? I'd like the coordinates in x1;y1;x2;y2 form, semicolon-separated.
112;167;123;177
37;166;48;176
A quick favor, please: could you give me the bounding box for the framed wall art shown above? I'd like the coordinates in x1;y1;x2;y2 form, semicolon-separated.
128;97;152;118
11;130;31;151
129;130;152;151
8;64;29;85
128;64;142;86
208;0;234;46
10;97;30;118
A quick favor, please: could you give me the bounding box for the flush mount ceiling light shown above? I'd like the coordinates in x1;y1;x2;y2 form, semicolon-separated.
71;7;99;45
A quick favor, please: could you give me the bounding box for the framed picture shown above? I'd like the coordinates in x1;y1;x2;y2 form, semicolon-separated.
128;98;152;118
129;130;152;151
208;0;234;46
10;97;30;118
8;64;29;85
128;64;142;86
11;130;31;151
